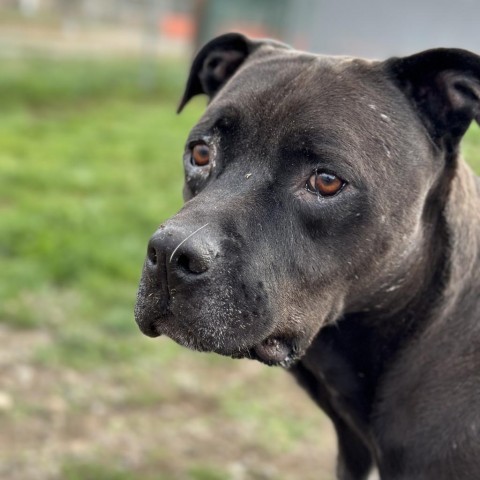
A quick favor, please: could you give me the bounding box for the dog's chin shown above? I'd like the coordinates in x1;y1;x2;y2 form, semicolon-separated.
174;332;300;368
247;337;300;368
135;311;301;368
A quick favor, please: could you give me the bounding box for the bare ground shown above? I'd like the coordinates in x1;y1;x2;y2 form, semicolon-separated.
0;326;337;480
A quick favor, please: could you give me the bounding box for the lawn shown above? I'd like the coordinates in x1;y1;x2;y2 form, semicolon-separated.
0;55;479;480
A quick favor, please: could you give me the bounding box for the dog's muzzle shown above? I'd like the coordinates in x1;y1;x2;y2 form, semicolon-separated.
135;222;220;334
135;221;298;366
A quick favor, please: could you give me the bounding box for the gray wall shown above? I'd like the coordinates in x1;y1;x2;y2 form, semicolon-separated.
286;0;480;58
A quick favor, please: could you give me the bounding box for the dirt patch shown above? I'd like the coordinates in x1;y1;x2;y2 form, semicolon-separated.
0;327;336;480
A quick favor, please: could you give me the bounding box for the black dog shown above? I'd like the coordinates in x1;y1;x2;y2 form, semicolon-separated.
135;33;480;479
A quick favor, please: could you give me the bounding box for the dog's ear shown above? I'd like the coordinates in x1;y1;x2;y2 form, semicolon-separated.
386;48;480;152
177;33;252;113
177;32;288;113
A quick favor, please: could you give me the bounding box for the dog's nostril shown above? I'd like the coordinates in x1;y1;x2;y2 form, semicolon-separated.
176;253;190;272
147;225;217;277
147;245;158;265
175;251;209;275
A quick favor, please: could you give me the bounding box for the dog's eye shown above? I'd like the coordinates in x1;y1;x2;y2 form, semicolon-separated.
191;143;210;166
306;171;345;197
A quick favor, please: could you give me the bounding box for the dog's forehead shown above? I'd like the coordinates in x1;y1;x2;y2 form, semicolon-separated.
188;49;436;187
215;51;384;113
201;51;408;146
194;52;419;167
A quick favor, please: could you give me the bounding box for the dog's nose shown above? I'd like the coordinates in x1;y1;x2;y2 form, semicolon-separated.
147;223;218;278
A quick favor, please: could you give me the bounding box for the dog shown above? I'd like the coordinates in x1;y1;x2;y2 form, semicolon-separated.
135;33;480;479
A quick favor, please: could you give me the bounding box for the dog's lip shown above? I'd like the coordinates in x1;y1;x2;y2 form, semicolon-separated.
252;337;293;366
135;315;163;338
135;300;298;365
138;324;162;338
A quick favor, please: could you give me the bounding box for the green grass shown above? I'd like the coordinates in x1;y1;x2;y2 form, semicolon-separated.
62;460;168;480
464;123;480;172
0;56;206;358
62;460;231;480
0;55;187;109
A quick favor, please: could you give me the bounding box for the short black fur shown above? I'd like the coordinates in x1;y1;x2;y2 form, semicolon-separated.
136;34;480;479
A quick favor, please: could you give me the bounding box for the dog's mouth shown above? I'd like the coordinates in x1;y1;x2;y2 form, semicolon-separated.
136;307;298;367
135;268;301;368
249;337;296;367
142;326;296;367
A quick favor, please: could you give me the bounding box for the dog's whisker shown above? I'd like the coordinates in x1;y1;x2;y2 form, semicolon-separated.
169;223;209;264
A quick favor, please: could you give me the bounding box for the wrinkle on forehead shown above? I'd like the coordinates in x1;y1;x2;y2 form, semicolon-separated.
196;52;432;175
211;55;393;134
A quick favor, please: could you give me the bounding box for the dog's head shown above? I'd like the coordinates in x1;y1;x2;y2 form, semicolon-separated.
135;33;480;366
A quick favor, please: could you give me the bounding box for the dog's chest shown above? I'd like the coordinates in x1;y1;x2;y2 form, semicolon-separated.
292;322;387;438
304;348;369;427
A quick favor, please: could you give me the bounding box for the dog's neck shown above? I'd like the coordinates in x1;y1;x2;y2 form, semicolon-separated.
351;157;480;329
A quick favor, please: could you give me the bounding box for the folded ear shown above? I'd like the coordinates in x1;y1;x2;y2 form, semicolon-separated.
177;32;288;113
386;48;480;152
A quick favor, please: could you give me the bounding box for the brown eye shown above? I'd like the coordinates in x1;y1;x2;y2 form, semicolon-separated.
192;144;210;166
306;171;345;197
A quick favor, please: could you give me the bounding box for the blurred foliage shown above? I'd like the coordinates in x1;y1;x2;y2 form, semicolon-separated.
0;56;187;109
0;56;202;345
464;123;480;171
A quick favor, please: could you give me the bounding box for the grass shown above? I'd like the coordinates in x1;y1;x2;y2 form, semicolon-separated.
0;56;202;339
464;124;480;171
62;461;155;480
0;54;479;480
0;55;186;109
0;96;198;370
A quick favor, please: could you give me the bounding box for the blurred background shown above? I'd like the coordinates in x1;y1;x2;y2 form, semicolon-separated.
0;1;479;480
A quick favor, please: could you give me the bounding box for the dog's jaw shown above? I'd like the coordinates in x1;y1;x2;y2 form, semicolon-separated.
250;337;300;367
